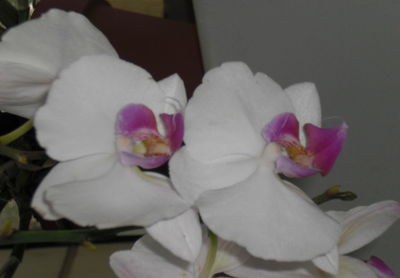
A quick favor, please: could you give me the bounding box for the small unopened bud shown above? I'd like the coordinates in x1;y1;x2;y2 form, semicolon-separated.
17;154;28;164
0;219;14;237
326;185;341;196
82;241;96;251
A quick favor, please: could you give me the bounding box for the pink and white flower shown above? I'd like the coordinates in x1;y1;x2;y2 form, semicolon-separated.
170;62;346;262
0;9;117;118
9;9;201;263
31;54;188;232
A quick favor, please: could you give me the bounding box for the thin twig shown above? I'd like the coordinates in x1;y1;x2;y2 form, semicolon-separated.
58;246;78;278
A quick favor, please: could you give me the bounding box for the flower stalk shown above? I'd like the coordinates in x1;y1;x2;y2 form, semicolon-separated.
0;227;145;246
0;120;33;145
199;230;218;278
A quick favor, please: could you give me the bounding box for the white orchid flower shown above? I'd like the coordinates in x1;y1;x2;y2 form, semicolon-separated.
0;9;117;118
311;200;400;277
210;200;400;278
5;9;201;263
31;54;192;250
170;62;346;261
109;202;400;278
110;226;338;278
110;226;252;278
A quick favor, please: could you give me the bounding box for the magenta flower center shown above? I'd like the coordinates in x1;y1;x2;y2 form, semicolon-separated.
285;144;314;167
115;104;184;169
262;112;347;178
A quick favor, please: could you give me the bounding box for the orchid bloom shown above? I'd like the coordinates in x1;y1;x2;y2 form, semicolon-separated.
311;200;400;277
0;9;117;118
110;226;251;278
11;9;200;263
109;201;400;278
211;201;400;278
31;54;189;235
110;229;321;278
170;62;345;261
110;226;337;278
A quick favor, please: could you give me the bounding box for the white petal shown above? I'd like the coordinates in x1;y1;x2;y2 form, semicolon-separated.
312;247;339;275
0;62;52;118
336;256;378;278
31;153;115;220
227;257;318;278
284;82;321;127
158;74;187;114
327;200;400;255
34;55;166;161
146;209;202;262
212;238;251;275
197;166;341;261
326;210;349;224
110;235;194;278
170;147;258;203
183;62;293;162
284;83;321;144
0;9;117;117
45;161;189;228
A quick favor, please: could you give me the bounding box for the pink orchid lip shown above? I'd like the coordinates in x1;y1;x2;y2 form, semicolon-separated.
115;104;184;169
262;113;347;178
366;256;398;278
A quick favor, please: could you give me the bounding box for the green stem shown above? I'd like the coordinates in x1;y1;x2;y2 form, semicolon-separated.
0;227;145;246
0;120;33;145
199;230;218;278
0;145;53;171
0;144;45;163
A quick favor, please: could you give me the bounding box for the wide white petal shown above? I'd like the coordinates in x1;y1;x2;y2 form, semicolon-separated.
0;62;52;118
284;83;321;144
197;165;340;261
336;256;378;278
327;200;400;255
31;153;115;220
284;82;321;127
170;147;258;203
158;73;187;114
146;209;202;262
227;257;318;278
312;247;339;275
45;161;188;228
110;235;194;278
35;55;166;161
183;62;293;162
0;9;117;118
